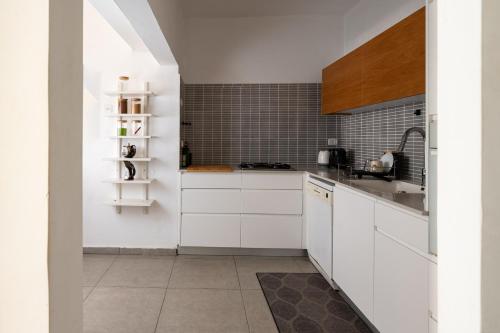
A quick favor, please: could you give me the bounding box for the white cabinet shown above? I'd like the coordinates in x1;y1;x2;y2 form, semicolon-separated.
429;260;438;321
242;190;302;215
241;215;302;249
242;172;302;189
181;214;240;247
180;172;303;250
332;186;375;320
375;202;429;253
374;231;429;333
181;172;241;188
181;189;241;214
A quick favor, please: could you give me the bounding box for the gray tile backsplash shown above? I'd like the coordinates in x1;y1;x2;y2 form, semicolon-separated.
181;83;426;184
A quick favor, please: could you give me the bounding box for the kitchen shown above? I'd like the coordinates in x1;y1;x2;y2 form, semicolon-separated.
82;0;437;332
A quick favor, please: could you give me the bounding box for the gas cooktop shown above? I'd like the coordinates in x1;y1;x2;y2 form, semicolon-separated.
239;162;294;170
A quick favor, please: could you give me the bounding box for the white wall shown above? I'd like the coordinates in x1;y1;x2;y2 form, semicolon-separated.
437;0;482;332
183;15;344;83
0;1;50;332
48;0;83;331
343;0;425;53
83;2;180;249
1;0;83;332
482;0;500;330
148;0;185;73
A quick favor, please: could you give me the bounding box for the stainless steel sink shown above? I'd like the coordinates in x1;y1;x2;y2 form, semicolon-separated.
349;179;424;194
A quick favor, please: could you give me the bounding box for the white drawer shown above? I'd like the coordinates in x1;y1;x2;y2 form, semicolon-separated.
181;172;241;189
242;190;303;215
241;215;302;249
242;172;303;189
375;203;428;253
182;189;241;213
181;214;240;247
429;260;438;320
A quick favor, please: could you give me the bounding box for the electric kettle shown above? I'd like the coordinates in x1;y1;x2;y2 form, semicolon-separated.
317;150;330;165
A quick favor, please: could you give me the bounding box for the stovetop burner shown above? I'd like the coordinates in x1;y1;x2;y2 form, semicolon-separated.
239;162;293;170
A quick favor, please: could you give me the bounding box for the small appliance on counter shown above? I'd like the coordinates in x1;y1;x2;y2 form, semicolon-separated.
317;150;330;166
328;148;347;168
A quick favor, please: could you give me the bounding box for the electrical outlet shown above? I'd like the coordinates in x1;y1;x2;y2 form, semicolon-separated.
328;138;338;146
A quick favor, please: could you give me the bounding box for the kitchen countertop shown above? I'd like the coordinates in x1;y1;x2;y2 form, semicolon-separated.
179;166;427;216
298;166;427;216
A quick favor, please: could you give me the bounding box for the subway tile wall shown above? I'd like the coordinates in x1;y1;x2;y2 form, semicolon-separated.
181;83;426;184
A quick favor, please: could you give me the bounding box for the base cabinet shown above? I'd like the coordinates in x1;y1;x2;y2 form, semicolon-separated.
241;215;302;249
374;231;429;333
332;186;375;320
181;214;240;247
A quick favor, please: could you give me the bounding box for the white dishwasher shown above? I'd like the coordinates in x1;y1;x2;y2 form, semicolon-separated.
305;176;334;280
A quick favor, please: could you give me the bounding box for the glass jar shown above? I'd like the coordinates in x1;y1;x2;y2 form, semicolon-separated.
132;98;142;114
131;120;143;136
117;120;128;136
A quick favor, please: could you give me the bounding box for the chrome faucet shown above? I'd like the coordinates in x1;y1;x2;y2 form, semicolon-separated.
396;127;426;153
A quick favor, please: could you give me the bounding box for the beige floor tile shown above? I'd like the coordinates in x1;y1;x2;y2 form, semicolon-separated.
168;256;239;289
242;290;278;333
83;255;116;287
98;255;174;288
156;289;249;333
84;287;165;333
235;256;303;289
294;257;319;273
83;287;93;301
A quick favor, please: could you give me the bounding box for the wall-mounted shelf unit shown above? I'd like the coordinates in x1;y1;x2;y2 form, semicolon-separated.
104;157;152;162
104;81;156;214
109;136;152;139
107;199;154;207
105;113;153;118
105;91;155;96
104;179;154;185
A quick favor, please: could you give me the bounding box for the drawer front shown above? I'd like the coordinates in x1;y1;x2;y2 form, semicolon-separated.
241;215;302;249
242;190;303;215
242;172;303;190
429;260;438;320
181;214;240;247
375;203;428;253
182;189;241;213
181;172;241;189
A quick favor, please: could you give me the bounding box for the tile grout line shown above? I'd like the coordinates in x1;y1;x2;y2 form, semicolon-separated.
84;254;119;301
153;255;176;333
234;256;251;333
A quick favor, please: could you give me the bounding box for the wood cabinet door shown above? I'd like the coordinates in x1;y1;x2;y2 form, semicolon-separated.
362;7;426;106
321;48;363;114
321;7;425;114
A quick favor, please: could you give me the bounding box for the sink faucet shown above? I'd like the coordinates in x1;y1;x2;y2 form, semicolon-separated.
396;127;426;153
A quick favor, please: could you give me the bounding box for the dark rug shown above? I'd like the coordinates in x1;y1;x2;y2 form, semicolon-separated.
257;273;373;333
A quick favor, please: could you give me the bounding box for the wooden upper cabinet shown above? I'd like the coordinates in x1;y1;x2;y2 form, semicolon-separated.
322;7;426;114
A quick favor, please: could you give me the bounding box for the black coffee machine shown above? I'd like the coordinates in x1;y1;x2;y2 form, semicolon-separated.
329;148;347;168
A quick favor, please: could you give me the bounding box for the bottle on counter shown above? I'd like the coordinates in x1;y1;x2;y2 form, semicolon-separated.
181;141;192;168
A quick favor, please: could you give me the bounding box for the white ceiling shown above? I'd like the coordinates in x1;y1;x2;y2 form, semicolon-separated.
181;0;360;18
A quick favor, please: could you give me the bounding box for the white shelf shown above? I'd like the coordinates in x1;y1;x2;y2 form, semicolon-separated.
106;199;154;207
104;157;152;162
105;113;152;118
104;179;153;184
105;91;155;96
110;136;152;139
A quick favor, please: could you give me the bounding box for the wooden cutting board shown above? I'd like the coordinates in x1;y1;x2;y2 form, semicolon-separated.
186;165;234;172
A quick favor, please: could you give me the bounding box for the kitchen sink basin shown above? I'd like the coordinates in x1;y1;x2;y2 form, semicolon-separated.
349;179;424;194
